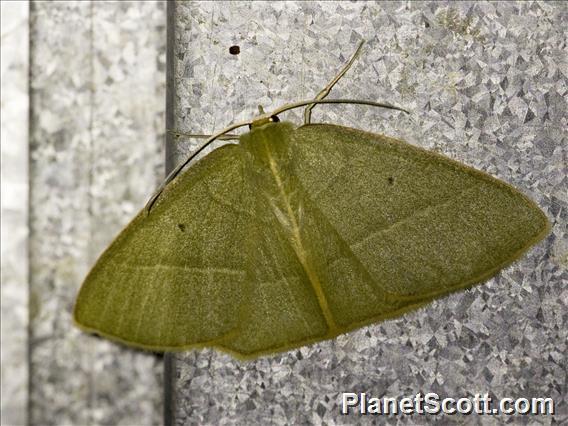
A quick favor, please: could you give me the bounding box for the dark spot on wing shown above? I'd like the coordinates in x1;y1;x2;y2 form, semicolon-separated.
177;223;186;232
387;176;395;185
229;45;240;55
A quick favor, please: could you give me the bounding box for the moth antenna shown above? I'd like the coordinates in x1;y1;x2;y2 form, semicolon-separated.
146;120;251;214
168;129;240;141
304;40;365;125
274;98;410;118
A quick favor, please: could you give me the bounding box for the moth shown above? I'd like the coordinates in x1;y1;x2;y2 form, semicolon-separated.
74;43;550;360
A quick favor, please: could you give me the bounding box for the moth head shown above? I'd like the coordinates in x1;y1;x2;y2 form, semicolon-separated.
249;114;280;130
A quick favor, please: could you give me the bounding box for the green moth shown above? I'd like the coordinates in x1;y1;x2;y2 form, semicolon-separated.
73;44;550;360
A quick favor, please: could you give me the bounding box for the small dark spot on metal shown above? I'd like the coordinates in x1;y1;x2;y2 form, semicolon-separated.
388;176;395;185
229;45;240;55
177;223;186;232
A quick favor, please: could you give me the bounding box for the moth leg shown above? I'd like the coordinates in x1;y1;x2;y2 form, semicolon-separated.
303;40;365;125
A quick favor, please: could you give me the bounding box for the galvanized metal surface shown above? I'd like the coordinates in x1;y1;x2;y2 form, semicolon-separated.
169;2;566;425
25;2;166;425
1;2;30;425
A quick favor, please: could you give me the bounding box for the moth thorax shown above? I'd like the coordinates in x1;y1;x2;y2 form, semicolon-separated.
241;122;293;166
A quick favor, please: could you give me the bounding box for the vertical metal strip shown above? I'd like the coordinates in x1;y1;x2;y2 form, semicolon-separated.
0;2;30;425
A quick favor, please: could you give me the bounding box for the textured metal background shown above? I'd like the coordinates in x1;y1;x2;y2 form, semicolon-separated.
169;2;566;425
1;2;30;425
22;2;165;425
